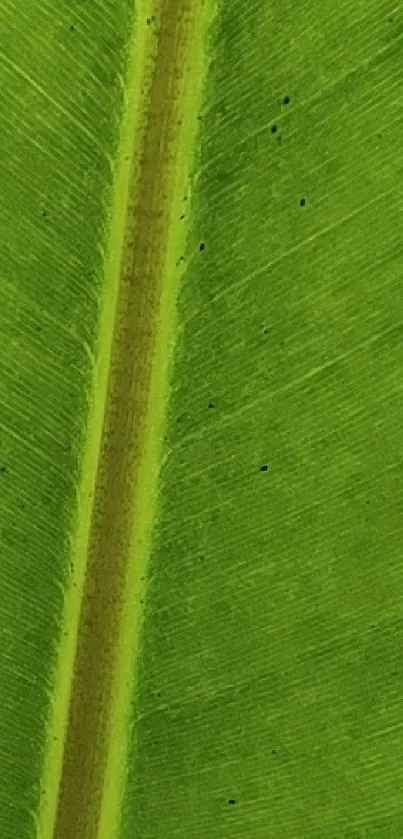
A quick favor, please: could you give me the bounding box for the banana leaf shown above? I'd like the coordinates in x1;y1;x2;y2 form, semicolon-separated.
1;1;402;837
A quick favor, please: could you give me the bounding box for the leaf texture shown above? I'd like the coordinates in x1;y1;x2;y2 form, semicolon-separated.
0;1;403;838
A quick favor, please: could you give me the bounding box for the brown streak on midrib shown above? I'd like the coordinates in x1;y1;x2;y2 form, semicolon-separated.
53;3;195;837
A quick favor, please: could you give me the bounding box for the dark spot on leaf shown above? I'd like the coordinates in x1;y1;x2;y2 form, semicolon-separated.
271;124;278;134
300;198;306;206
180;214;185;220
263;328;268;334
156;691;161;697
272;749;276;754
199;242;205;251
260;464;269;472
41;210;48;217
279;338;284;346
146;17;151;24
282;95;291;105
0;465;7;473
228;799;236;805
208;401;215;408
69;24;75;31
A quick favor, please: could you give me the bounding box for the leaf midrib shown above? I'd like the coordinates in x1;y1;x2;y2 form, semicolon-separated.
35;1;213;837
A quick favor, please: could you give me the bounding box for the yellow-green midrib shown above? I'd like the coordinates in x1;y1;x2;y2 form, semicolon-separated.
37;1;216;838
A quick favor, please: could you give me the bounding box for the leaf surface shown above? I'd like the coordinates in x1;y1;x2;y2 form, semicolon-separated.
0;1;402;838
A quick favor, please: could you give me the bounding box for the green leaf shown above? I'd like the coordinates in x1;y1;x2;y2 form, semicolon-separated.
1;1;403;838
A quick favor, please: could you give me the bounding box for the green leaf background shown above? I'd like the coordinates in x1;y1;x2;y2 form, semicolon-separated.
1;0;403;837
